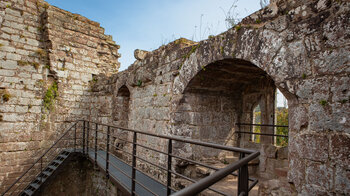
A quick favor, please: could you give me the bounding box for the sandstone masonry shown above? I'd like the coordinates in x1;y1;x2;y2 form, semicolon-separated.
1;0;349;195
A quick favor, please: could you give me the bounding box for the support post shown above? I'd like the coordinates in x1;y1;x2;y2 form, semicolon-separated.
131;132;137;196
238;153;249;196
95;123;98;166
167;139;173;195
74;123;77;152
40;158;43;184
106;126;110;178
87;121;90;155
82;121;86;155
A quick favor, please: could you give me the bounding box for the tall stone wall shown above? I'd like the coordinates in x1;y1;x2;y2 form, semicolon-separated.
0;0;119;192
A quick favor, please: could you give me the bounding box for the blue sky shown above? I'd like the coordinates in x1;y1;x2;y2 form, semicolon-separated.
44;0;288;106
45;0;262;70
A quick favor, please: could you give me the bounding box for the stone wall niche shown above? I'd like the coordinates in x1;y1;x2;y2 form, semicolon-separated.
113;85;131;128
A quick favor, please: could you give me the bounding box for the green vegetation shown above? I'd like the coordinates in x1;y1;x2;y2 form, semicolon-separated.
0;89;11;102
220;46;224;55
319;100;327;106
339;99;348;104
43;82;58;111
252;106;289;146
276;107;288;147
35;49;47;59
234;25;241;31
30;62;40;69
18;60;29;66
18;60;40;69
252;107;261;143
153;93;158;97
0;43;3;47
255;19;262;24
302;73;307;79
136;80;142;87
183;44;200;59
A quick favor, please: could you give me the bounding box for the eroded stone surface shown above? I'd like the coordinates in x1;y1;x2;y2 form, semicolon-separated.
0;0;349;195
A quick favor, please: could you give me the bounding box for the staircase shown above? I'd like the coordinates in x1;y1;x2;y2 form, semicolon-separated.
2;120;260;196
19;150;73;196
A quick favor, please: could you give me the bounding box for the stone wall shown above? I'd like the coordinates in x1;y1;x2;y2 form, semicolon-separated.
90;0;350;195
0;0;119;192
1;0;349;195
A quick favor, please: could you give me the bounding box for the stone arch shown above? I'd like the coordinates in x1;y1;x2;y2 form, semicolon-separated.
170;26;301;185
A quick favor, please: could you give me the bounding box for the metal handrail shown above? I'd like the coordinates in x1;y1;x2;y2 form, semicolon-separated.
2;121;78;196
3;120;260;196
172;151;260;196
235;131;288;138
86;120;260;196
90;121;256;154
236;123;288;128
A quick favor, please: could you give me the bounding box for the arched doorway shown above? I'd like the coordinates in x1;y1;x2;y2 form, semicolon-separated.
172;58;290;186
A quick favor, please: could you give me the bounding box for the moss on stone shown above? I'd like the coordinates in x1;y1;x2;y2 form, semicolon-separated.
136;80;142;87
319;100;327;106
35;49;47;59
234;25;241;31
302;73;307;79
43;82;58;111
183;44;200;60
0;89;11;102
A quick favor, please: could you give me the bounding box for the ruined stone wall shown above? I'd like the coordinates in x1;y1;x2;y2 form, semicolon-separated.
91;0;350;195
0;0;119;191
1;0;349;195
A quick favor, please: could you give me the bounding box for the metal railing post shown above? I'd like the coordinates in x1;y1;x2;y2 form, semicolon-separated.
131;132;137;196
74;123;77;152
167;139;173;195
40;158;43;184
106;126;110;179
238;153;249;196
87;121;90;155
82;121;86;155
95;123;98;167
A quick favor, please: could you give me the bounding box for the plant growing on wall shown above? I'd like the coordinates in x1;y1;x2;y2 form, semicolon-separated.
43;82;58;111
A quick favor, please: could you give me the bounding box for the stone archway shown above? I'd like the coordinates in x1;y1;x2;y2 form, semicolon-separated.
169;2;350;192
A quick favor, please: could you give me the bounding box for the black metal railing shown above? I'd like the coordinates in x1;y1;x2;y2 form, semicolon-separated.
235;123;289;138
2;121;80;196
2;120;260;196
83;120;260;196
